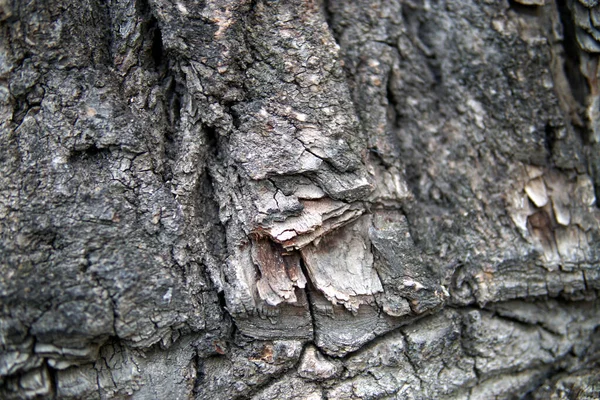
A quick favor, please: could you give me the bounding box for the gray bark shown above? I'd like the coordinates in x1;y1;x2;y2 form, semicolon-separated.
1;0;600;398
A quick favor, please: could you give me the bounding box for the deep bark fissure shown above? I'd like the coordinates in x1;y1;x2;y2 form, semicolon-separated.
556;0;590;111
149;17;164;70
298;257;318;343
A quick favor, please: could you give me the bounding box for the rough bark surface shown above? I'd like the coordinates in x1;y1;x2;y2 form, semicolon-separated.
1;0;600;398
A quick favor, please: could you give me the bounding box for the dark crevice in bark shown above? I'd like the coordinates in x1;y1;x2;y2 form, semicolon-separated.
382;69;403;164
68;144;111;164
204;125;222;162
46;362;58;400
165;73;183;129
191;350;205;398
161;72;184;185
543;122;557;165
200;177;227;265
215;289;235;346
298;257;318;343
556;0;590;113
248;0;259;13
321;0;335;38
149;17;164;71
11;96;30;127
135;0;167;73
96;0;113;67
229;104;242;129
228;313;238;346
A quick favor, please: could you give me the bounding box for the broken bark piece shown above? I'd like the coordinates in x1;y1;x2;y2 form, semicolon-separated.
551;196;571;226
524;177;549;208
263;198;364;250
293;184;327;200
507;190;536;236
224;243;313;340
301;215;383;312
543;171;572;226
527;210;560;266
251;238;306;306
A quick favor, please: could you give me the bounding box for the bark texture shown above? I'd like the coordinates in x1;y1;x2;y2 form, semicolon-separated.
1;0;600;398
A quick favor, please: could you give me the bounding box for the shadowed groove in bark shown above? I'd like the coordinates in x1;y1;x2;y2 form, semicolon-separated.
556;0;591;109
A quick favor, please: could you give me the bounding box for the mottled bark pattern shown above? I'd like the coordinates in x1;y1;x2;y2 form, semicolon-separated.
1;0;600;398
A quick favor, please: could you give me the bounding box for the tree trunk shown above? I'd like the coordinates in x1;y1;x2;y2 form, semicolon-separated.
1;0;600;398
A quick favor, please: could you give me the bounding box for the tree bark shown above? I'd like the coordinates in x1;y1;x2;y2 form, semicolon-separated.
1;0;600;398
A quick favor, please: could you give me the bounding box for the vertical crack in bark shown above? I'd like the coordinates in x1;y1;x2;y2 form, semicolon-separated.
298;257;318;343
149;16;164;70
556;0;590;118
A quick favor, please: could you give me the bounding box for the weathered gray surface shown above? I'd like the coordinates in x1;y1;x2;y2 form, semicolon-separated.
1;0;600;398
